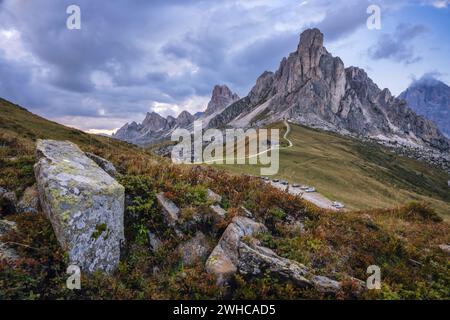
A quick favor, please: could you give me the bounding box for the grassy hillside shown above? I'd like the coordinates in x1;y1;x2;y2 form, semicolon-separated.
1;99;449;300
214;123;450;219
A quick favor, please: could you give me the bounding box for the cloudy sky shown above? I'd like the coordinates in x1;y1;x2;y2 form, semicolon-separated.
0;0;449;134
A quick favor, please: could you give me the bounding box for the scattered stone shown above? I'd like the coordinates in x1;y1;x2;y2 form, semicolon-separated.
85;152;118;177
205;216;267;285
156;192;180;226
0;220;18;262
148;231;162;253
238;240;341;294
34;139;125;273
210;205;227;221
207;189;222;203
178;231;211;266
240;206;254;218
285;215;305;234
17;184;40;214
438;244;450;255
0;189;17;215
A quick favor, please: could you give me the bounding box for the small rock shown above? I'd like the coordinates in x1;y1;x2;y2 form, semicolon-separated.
156;192;180;226
207;189;222;203
240;206;254;218
148;231;162;253
438;244;450;255
17;185;40;214
210;205;227;221
177;231;211;266
0;189;17;215
85;152;118;177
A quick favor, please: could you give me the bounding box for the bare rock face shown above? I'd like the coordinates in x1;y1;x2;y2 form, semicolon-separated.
34;140;125;273
205;216;267;285
205;85;240;115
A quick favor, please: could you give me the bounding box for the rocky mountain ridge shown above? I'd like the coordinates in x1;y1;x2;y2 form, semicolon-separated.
113;85;239;145
113;28;449;169
208;28;449;154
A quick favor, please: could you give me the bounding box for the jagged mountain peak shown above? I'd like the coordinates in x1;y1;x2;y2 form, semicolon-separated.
209;28;449;152
205;84;240;115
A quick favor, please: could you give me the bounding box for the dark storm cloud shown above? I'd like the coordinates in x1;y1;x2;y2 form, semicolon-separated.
368;23;428;64
0;0;391;130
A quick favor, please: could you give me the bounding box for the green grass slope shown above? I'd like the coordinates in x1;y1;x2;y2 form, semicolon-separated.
214;123;450;218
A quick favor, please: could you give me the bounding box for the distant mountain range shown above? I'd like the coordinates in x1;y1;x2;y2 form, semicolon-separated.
114;28;449;153
399;76;450;139
113;85;239;145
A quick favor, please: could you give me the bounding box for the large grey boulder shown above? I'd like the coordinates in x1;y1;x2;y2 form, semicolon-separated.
34;140;125;274
205;216;267;285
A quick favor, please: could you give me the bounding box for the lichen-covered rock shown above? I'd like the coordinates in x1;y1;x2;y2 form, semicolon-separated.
238;240;341;294
17;184;40;214
34;140;125;274
85;152;118;177
177;231;211;266
0;219;18;262
205;216;267;285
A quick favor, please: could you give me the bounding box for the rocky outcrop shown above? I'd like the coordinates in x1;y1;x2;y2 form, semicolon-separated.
399;76;450;138
85;152;118;177
205;216;267;285
34;140;125;273
239;240;340;294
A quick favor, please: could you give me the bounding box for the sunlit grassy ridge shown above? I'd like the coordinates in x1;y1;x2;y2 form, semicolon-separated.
214;122;450;218
1;99;449;300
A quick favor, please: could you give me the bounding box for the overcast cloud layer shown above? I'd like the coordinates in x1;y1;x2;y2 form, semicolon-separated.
0;0;448;133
